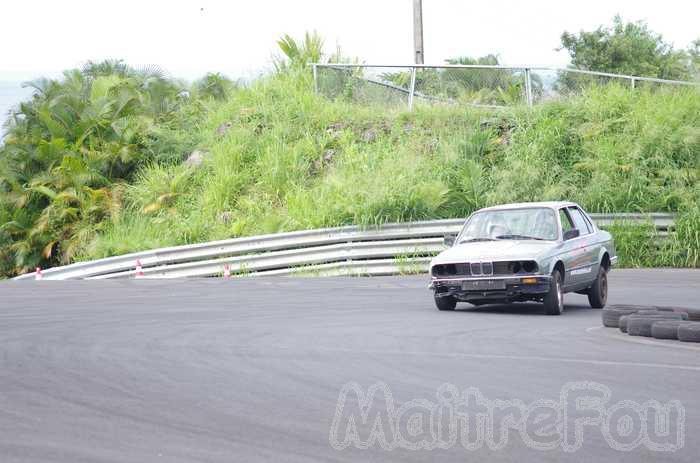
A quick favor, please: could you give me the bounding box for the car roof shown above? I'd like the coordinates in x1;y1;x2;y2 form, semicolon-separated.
475;201;578;213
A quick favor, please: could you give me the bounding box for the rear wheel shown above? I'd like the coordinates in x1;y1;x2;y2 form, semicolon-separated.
543;269;564;315
434;293;457;311
587;265;608;309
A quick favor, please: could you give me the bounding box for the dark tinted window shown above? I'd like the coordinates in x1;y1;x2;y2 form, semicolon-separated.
568;207;592;235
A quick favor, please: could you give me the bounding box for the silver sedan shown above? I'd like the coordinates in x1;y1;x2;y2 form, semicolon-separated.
428;201;617;315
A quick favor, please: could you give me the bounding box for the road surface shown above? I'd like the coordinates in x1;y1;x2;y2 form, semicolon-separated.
0;269;698;462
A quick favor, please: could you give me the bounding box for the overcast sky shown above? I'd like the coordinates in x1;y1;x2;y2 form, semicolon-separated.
1;0;699;81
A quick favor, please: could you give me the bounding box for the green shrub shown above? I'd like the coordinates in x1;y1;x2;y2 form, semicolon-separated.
666;207;700;267
605;222;660;267
3;63;700;276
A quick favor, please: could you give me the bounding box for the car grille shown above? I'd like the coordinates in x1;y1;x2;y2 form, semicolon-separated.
432;260;538;277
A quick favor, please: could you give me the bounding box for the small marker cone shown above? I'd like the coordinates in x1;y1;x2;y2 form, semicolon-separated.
135;259;145;278
223;264;231;279
35;267;43;280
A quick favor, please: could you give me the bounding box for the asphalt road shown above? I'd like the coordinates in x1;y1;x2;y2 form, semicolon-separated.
0;269;699;462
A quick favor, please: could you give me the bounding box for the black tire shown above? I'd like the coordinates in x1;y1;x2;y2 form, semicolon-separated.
619;315;630;333
609;304;653;310
635;309;687;319
543;269;564;315
434;294;457;311
603;307;683;328
679;308;700;322
678;322;700;342
587;266;608;309
651;320;686;340
627;313;686;337
602;307;645;328
627;318;654;337
650;306;676;312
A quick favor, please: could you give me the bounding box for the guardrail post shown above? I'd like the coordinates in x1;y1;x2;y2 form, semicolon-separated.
524;68;534;108
408;67;417;110
630;77;635;90
312;63;318;94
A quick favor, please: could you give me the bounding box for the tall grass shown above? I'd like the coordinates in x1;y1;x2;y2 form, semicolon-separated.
83;72;700;267
606;222;660;267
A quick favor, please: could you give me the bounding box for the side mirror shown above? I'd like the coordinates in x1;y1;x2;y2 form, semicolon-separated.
563;228;580;241
443;234;456;247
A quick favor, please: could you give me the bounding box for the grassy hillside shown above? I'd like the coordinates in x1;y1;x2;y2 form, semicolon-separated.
84;70;700;266
2;68;700;276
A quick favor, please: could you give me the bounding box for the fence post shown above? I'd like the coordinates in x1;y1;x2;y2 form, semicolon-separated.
312;64;318;94
524;68;534;108
630;77;635;89
408;67;417;110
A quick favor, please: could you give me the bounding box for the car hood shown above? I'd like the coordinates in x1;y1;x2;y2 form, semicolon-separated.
431;240;557;265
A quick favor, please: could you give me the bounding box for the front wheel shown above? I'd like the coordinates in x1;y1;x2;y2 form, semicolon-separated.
543;269;564;315
434;293;457;311
587;266;608;309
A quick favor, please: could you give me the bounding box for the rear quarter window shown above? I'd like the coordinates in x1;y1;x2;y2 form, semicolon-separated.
568;207;592;235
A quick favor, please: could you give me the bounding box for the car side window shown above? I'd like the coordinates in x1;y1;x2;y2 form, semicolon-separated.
568;207;592;235
559;209;574;233
581;211;595;232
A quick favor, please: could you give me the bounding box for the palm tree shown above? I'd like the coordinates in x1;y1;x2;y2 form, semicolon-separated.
274;31;324;71
194;73;236;101
0;60;192;276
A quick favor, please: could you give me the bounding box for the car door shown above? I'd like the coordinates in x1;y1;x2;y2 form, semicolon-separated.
566;206;598;285
558;208;583;288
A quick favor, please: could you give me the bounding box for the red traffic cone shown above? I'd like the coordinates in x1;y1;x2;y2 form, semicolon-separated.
135;259;145;278
223;264;231;279
35;267;43;280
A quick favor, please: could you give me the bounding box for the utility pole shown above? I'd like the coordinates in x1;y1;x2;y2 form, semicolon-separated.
413;0;424;64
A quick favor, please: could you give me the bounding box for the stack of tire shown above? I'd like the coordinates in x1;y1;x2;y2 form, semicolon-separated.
601;305;700;343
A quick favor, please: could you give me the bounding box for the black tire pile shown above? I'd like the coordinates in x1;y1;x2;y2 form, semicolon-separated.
601;305;700;343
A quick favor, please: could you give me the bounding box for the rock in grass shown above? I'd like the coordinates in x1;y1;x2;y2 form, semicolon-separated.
323;149;335;163
361;128;377;143
184;150;209;168
325;122;347;139
216;121;233;136
310;149;337;175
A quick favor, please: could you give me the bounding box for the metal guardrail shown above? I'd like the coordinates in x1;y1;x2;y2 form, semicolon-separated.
13;213;674;280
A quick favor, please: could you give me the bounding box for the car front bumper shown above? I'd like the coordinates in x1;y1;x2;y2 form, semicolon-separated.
429;275;552;301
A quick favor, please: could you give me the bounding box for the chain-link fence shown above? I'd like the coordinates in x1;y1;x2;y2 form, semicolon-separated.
314;65;415;108
313;64;699;109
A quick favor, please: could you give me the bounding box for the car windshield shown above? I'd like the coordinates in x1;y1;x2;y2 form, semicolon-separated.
457;207;558;243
